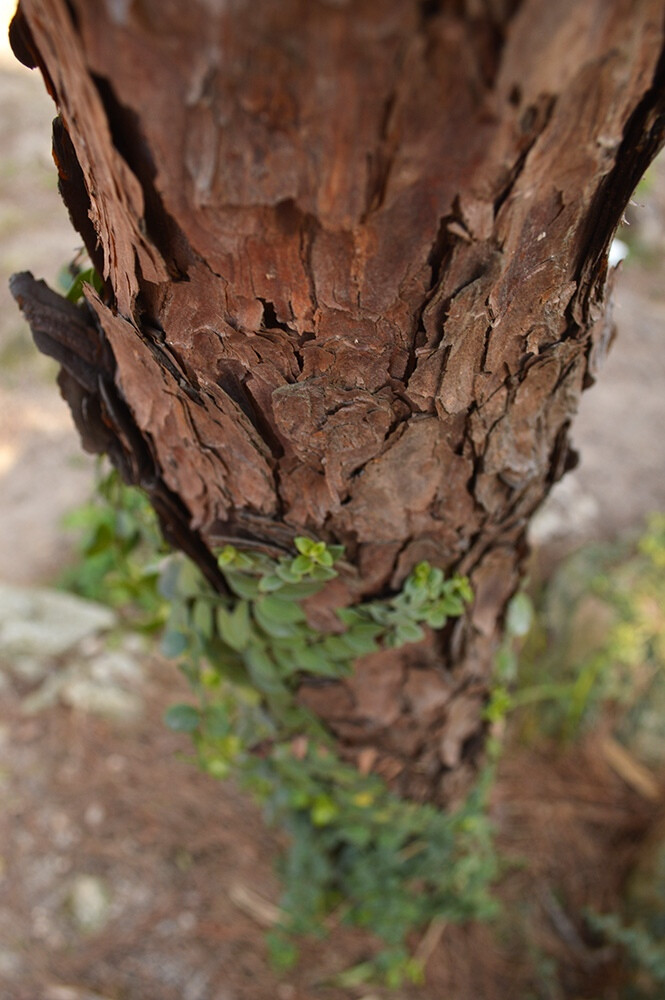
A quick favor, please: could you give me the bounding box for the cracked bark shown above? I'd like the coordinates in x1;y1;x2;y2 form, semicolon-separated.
10;0;665;806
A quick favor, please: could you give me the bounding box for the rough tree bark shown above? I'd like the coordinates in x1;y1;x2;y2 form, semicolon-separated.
9;0;665;806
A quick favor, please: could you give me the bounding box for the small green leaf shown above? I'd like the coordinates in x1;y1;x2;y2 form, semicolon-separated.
275;563;304;583
225;574;261;600
268;580;323;600
217;545;237;567
456;576;474;603
309;564;337;581
310;795;340;826
161;629;189;658
206;758;231;779
216;600;252;651
340;623;382;655
495;645;518;682
218;546;255;571
343;825;373;847
308;541;333;566
254;603;301;639
294;537;314;555
483;686;513;723
424;607;448;630
336;607;365;626
366;604;392;626
245;646;285;694
412;561;432;583
164;703;200;732
322;634;356;661
192;598;213;637
175;558;206;598
403;576;426;599
292;644;333;673
258;573;285;593
291;554;313;575
438;594;465;617
65;267;103;303
158;557;182;600
203;704;231;738
271;642;300;677
393;621;425;646
257;595;307;625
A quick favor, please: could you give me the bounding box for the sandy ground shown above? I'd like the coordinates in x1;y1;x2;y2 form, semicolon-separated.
0;56;96;585
1;31;665;1000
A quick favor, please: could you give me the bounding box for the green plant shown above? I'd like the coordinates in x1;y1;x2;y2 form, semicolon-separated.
506;515;665;743
60;470;499;984
159;540;496;984
586;911;665;998
60;464;168;629
483;589;534;733
57;248;104;303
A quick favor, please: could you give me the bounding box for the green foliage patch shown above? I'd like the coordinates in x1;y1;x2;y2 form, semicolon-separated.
586;911;665;999
57;248;104;303
62;467;498;985
60;464;168;630
504;517;665;998
494;514;665;744
160;538;495;984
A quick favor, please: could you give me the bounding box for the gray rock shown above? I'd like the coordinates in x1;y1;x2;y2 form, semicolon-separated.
68;875;111;934
21;651;144;721
529;474;599;545
0;946;23;979
0;583;116;662
89;649;144;685
60;678;143;722
9;654;50;683
20;672;69;715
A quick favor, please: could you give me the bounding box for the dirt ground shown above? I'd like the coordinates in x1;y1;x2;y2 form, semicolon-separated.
2;36;665;1000
1;666;659;1000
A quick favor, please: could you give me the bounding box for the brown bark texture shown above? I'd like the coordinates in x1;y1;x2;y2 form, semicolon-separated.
9;0;665;805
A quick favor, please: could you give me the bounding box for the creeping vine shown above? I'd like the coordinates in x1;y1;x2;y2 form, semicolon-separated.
62;468;499;984
160;535;498;982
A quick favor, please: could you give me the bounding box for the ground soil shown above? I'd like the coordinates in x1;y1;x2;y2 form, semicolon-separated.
1;664;660;1000
2;39;665;1000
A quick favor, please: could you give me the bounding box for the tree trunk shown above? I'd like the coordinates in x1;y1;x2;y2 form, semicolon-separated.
10;0;665;805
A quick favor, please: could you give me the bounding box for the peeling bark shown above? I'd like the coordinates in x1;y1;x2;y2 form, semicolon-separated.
10;0;665;805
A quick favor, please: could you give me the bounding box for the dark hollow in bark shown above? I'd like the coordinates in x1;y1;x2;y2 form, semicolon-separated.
10;0;665;805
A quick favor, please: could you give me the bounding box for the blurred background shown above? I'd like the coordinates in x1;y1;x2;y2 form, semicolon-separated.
2;3;665;998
